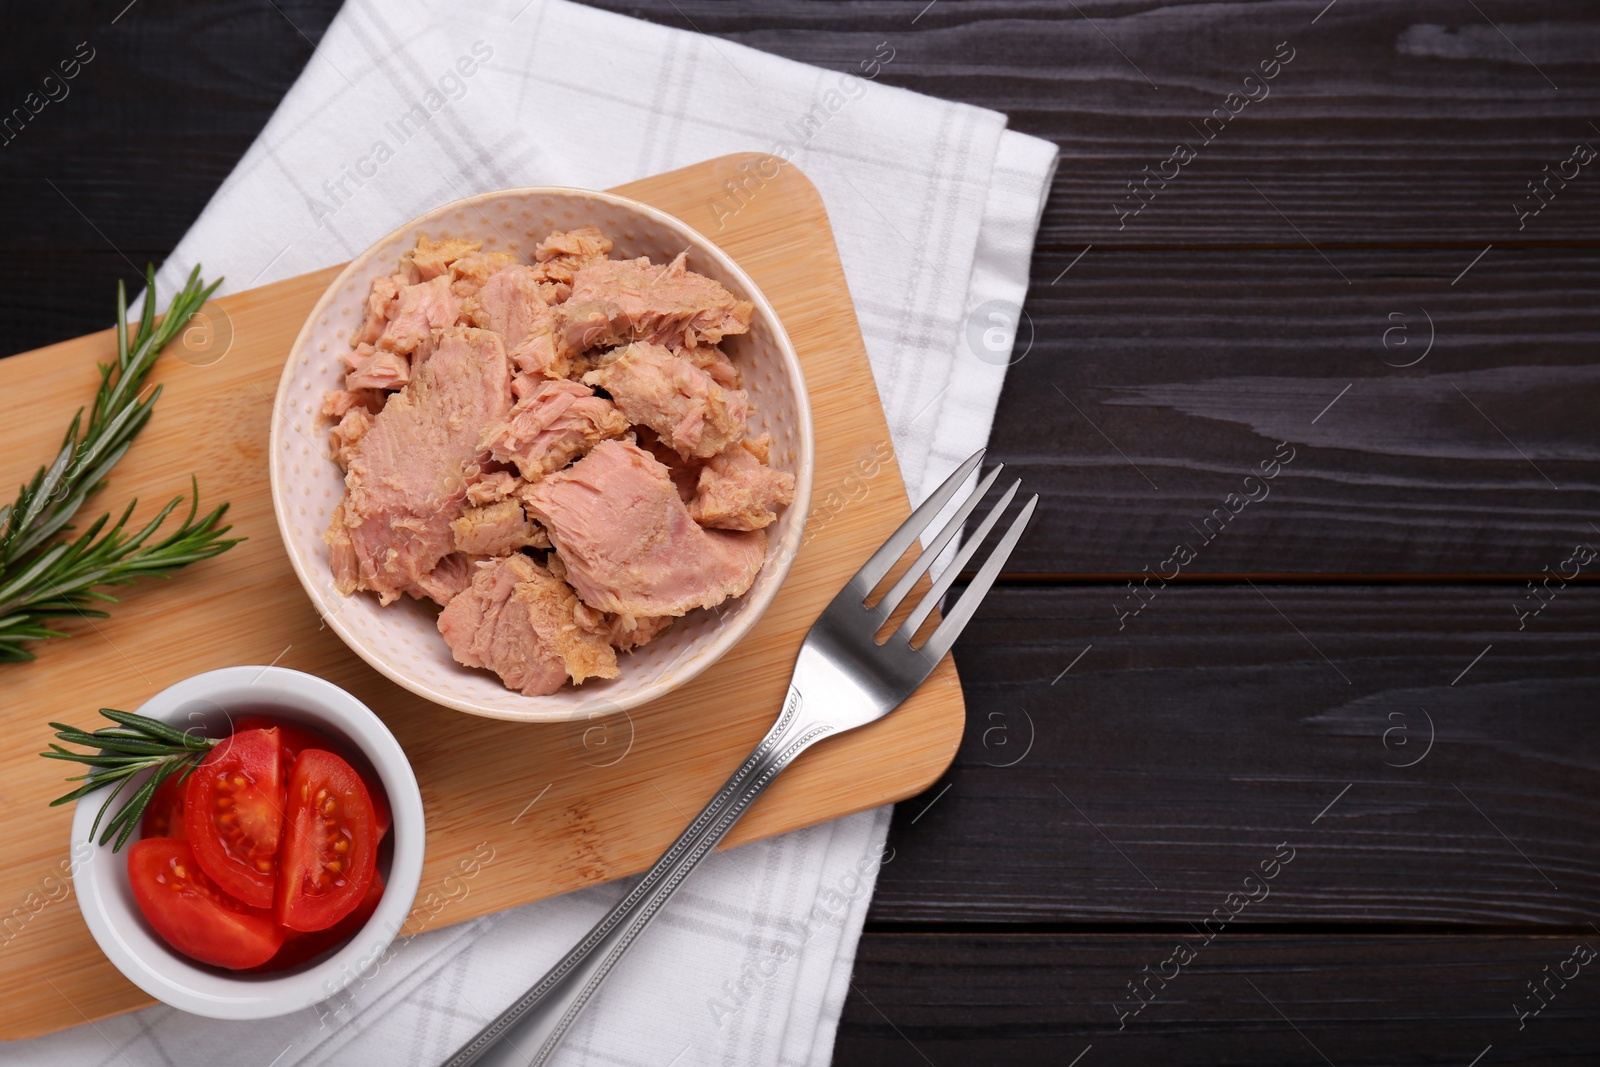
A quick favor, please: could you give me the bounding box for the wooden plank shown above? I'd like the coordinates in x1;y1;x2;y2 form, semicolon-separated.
836;932;1600;1066
0;1;339;352
0;154;965;1039
13;0;1600;359
870;586;1600;926
596;0;1600;249
990;247;1600;576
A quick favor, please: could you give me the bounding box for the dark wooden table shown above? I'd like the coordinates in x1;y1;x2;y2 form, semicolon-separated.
5;2;1597;1063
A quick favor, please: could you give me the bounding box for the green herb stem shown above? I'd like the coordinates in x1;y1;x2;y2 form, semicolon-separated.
43;708;219;852
0;265;242;662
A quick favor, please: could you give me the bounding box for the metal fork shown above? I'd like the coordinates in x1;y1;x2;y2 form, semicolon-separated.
442;450;1035;1067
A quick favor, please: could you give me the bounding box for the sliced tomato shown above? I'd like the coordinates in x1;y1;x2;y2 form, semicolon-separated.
139;770;189;841
253;872;385;972
184;727;286;909
238;714;392;840
276;749;378;932
128;838;284;969
237;714;329;768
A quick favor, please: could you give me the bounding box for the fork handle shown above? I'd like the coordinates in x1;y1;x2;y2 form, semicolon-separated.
440;685;832;1067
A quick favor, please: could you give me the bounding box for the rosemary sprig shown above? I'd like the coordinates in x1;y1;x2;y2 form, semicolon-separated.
0;265;242;662
43;709;219;852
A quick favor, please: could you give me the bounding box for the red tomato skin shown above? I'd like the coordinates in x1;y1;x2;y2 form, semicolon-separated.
184;728;286;910
237;715;328;767
237;714;392;839
252;872;385;972
139;771;189;841
128;838;284;970
276;749;379;933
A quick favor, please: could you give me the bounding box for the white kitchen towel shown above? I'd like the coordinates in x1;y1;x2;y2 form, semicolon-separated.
12;1;1055;1063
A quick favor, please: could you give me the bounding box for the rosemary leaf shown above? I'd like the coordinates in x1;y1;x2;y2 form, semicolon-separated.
0;265;239;662
42;707;219;849
100;708;213;748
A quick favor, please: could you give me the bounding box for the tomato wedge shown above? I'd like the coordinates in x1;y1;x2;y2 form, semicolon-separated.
184;728;286;909
139;770;189;841
253;872;385;972
237;714;392;840
128;838;284;969
237;714;329;769
276;749;378;932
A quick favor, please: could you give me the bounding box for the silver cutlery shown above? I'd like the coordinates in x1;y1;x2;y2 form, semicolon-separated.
442;449;1035;1066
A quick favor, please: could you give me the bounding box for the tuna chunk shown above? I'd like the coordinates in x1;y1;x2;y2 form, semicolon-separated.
437;555;561;695
327;327;512;603
465;469;519;506
448;250;521;300
437;553;619;695
689;436;796;531
468;266;577;378
609;613;674;650
481;379;629;481
451;499;539;555
683;345;742;390
634;427;701;502
405;235;482;281
522;439;767;617
527;226;614;301
535;226;613;265
344;344;410;392
325;502;359;594
377;276;464;356
583;341;748;458
355;274;405;346
405;551;484;607
511;373;550;400
560;252;753;352
322;388;385;419
575;606;674;651
407;330;440;373
329;407;372;470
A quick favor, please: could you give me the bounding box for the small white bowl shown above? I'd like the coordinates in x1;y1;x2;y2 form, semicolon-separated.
269;187;814;724
71;666;425;1021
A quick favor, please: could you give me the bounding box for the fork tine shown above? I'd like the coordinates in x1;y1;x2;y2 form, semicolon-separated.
849;449;986;593
917;493;1038;662
896;478;1020;641
872;463;1003;620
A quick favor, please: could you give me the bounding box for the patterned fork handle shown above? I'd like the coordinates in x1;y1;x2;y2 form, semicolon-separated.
441;686;824;1067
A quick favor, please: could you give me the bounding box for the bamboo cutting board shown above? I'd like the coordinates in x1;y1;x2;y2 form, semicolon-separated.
0;154;965;1039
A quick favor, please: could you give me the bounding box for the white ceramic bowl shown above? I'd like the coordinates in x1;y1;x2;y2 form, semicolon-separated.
71;666;425;1021
269;188;814;724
